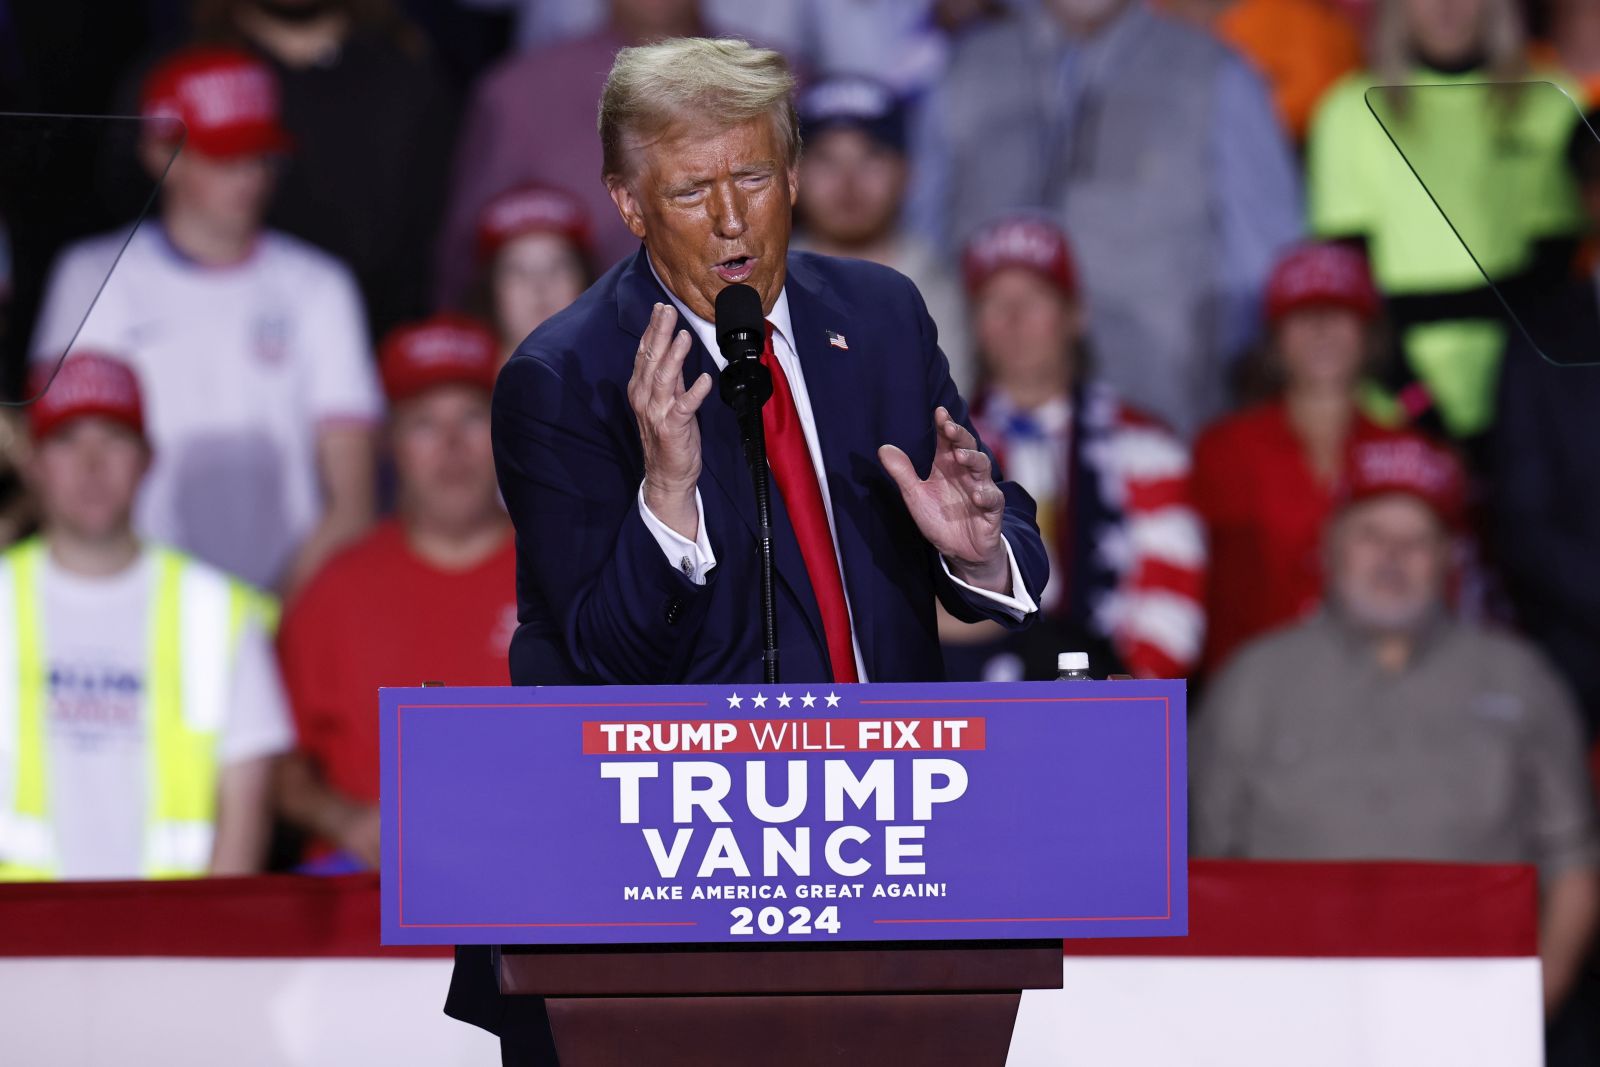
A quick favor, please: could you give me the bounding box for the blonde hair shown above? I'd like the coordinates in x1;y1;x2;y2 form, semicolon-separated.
1370;0;1528;112
598;37;799;185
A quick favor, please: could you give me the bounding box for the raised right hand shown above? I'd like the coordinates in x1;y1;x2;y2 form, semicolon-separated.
628;302;713;539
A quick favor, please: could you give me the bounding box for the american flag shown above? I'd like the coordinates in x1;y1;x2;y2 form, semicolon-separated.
826;330;848;350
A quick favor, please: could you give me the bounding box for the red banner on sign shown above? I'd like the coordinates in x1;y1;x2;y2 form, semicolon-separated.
581;717;988;755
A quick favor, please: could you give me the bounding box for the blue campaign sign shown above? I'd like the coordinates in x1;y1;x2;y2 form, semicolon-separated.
380;680;1186;946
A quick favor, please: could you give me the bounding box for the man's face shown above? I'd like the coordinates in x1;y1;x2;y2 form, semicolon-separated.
390;385;500;532
1326;494;1450;634
797;127;907;248
610;115;798;319
157;146;276;241
28;418;148;542
973;268;1081;387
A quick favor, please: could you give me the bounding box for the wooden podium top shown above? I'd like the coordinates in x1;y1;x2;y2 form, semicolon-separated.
498;939;1064;996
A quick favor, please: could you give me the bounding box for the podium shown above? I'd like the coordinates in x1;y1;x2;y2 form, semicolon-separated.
383;680;1187;1064
500;940;1061;1065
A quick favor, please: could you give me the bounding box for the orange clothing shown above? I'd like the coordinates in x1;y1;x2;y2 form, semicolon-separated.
1216;0;1363;141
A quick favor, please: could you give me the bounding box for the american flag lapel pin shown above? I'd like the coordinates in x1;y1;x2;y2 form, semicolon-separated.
826;329;849;350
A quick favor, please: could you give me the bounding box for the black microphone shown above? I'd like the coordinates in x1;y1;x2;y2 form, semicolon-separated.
713;282;779;683
715;283;772;418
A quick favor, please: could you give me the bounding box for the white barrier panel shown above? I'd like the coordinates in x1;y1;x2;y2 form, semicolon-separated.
0;863;1541;1064
0;954;1540;1066
1009;958;1542;1067
0;958;492;1067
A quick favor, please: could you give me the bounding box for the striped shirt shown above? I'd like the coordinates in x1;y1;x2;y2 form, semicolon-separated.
973;382;1206;678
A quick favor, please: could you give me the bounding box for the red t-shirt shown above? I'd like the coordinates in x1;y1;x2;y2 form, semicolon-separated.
277;520;516;813
1191;401;1399;674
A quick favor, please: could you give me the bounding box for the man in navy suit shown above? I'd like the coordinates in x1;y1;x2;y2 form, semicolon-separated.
451;36;1048;1063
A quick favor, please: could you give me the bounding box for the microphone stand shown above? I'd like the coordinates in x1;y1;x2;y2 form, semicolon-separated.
719;354;779;685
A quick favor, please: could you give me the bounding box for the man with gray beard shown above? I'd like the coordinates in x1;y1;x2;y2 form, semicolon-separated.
1193;434;1600;1017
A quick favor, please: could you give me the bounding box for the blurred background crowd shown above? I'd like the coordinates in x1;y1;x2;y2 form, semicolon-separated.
3;0;1600;1059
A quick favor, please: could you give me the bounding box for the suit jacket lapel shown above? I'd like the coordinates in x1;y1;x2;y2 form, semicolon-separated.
615;249;829;660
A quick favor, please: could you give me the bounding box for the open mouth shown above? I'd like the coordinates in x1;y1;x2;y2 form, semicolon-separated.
714;255;756;283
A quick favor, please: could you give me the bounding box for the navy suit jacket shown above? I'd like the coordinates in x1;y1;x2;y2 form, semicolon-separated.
490;246;1047;688
447;247;1048;1038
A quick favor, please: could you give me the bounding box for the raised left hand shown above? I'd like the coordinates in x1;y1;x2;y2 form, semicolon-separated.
878;407;1010;593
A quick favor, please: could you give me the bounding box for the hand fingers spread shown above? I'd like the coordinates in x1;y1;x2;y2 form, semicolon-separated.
878;443;921;495
971;483;1005;513
953;446;992;479
643;301;676;356
676;372;714;416
629;304;669;396
652;329;694;396
935;406;977;451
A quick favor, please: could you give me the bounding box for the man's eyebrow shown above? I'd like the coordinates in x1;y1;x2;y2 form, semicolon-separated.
732;161;778;176
663;176;712;196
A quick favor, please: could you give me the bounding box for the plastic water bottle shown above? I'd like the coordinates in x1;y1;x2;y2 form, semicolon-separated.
1056;652;1091;681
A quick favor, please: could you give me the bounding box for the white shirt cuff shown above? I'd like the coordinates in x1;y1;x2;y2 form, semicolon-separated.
638;484;716;586
939;536;1038;621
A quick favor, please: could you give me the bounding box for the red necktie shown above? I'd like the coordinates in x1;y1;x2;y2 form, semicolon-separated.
760;324;859;683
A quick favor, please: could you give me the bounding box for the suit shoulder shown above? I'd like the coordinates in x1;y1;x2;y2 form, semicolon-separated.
789;250;922;312
790;249;914;287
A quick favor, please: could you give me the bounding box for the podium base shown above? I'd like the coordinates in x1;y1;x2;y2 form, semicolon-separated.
546;991;1022;1066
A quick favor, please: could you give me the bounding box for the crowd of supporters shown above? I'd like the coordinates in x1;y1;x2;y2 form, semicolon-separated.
3;0;1600;1058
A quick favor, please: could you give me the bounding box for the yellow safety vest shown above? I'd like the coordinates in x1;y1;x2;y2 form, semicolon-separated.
0;539;275;880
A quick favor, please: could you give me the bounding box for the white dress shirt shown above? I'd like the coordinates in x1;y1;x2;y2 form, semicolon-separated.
638;263;1038;680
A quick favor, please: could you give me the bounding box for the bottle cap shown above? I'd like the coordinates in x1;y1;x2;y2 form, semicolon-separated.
1058;651;1089;672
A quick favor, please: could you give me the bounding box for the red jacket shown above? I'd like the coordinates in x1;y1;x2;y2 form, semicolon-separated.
1191;400;1401;673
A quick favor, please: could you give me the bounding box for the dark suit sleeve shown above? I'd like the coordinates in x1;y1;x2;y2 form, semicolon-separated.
899;274;1049;626
492;353;718;683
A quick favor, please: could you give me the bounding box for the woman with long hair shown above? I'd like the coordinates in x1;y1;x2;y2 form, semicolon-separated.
467;183;592;366
1191;242;1406;673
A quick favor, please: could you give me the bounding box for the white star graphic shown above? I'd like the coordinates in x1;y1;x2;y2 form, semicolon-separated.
727;693;743;709
801;692;817;708
776;693;792;709
751;693;767;709
825;692;841;708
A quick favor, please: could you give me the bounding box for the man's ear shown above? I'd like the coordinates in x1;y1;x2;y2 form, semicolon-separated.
786;165;799;208
608;177;648;240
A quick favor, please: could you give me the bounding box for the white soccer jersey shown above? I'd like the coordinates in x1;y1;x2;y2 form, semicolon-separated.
31;225;383;589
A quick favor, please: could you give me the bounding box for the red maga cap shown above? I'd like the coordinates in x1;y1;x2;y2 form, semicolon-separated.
476;183;592;265
379;313;500;404
961;215;1078;298
1265;242;1380;324
141;46;292;159
28;354;146;442
1339;434;1465;528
